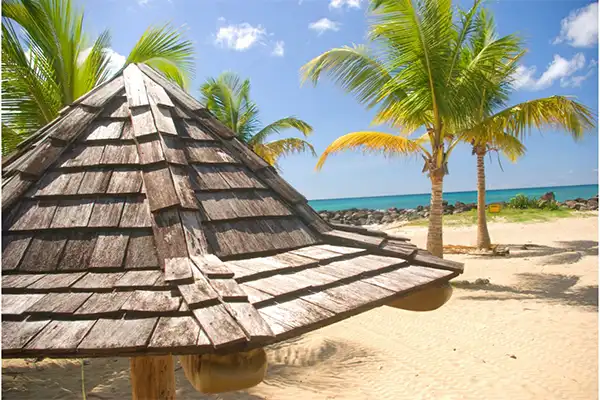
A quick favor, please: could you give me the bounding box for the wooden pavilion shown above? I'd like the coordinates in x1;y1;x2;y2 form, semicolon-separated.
2;64;463;398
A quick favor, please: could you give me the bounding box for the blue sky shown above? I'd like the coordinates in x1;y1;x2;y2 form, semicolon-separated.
78;0;598;200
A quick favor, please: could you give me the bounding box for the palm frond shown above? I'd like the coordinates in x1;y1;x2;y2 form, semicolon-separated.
316;131;422;170
249;117;313;146
254;138;317;170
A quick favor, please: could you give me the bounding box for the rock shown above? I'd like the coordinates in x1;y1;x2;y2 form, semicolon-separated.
540;191;555;202
381;215;393;223
416;205;424;212
474;278;490;285
565;200;578;209
587;199;599;210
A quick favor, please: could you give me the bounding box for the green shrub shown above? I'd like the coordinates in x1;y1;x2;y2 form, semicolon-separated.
508;194;538;209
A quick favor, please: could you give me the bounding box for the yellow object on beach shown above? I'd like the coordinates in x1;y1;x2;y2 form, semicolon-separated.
488;203;502;213
386;282;453;312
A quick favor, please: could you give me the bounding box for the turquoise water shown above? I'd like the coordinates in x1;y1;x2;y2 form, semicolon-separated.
308;184;599;212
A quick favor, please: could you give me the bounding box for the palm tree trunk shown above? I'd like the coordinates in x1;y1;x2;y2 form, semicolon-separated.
475;146;492;249
427;173;444;258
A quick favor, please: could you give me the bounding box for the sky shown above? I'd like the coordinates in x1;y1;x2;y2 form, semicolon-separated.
77;0;598;200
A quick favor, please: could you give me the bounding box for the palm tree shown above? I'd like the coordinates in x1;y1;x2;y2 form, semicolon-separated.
302;0;522;257
2;0;194;153
457;12;595;250
200;72;316;169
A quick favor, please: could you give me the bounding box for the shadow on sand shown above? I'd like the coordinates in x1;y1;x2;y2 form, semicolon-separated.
476;240;598;264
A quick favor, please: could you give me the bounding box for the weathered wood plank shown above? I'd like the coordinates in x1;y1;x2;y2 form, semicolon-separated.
219;137;268;170
77;170;112;194
48;106;98;142
143;166;180;211
50;199;94;228
27;272;86;290
8;201;57;231
88;233;129;269
100;144;139;165
363;266;430;293
183;120;214;140
131;107;158;137
120;198;152;228
255;167;306;203
88;198;124;227
196;190;291;221
189;165;230;190
322;229;385;248
323;280;394;309
164;257;193;283
80;75;124;107
36;171;85;196
59;145;105;167
137;137;165;165
106;169;143;194
143;75;174;107
177;277;219;307
84;120;125;141
121;120;134;139
185;142;236;164
316;244;367;255
74;291;133;316
26;292;92;314
226;302;273;339
2;273;44;289
259;298;334;331
160;135;188;165
125;233;160;269
169;166;198;210
240;284;273;304
124;64;150;107
78;318;158;351
190;254;234;278
219;165;266;189
114;270;161;288
26;320;96;351
244;274;312;297
151;208;188;260
2;320;50;352
149;317;205;349
380;241;417;258
57;232;97;271
210;279;248;301
71;272;125;290
2;294;46;314
290;245;349;262
138;64;203;111
413;250;464;272
269;251;318;269
179;211;209;257
18;234;68;272
294;202;332;233
121;290;181;312
101;96;129;118
300;290;355;314
151;105;177;135
292;268;339;286
192;304;247;348
2;235;32;271
2;174;34;211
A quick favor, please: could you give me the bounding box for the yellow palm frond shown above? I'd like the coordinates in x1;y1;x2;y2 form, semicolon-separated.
316;131;423;170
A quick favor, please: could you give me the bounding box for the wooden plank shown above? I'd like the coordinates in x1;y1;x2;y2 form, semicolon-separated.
100;144;139;165
8;201;57;231
2;235;32;271
185;142;236;164
88;233;129;269
59;145;105;167
48;106;98;142
143;75;174;107
142;166;179;211
210;279;248;301
57;232;97;271
26;292;92;314
179;211;209;257
149;317;206;349
316;244;367;255
18;234;67;272
183;120;214;140
50;199;94;228
71;272;125;290
324;280;393;309
120;198;152;228
137;137;165;165
84;120;124;141
177;277;219;307
219;165;266;189
294;202;332;233
363;266;431;293
151;105;177;135
74;291;133;316
121;290;182;312
174;106;193;120
101;96;129;118
244;274;312;297
151;208;188;260
2;320;50;352
268;252;318;269
190;254;233;278
80;75;124;107
220;138;267;170
131;107;158;137
2;294;46;314
192;304;247;348
106;169;143;194
164;257;193;283
114;270;161;288
125;233;160;269
36;171;85;196
195;110;236;139
240;284;273;304
2;174;34;211
293;268;339;286
88;198;124;227
196;190;291;221
226;302;273;339
160;135;188;165
78;318;158;351
259;298;333;331
121;120;134;139
138;64;203;111
26;320;96;351
290;245;348;262
301;290;355;314
322;229;385;248
190;165;230;190
2;273;44;289
413;251;464;273
77;170;112;194
27;272;86;290
256;167;306;203
380;241;417;258
124;64;150;107
170;166;198;209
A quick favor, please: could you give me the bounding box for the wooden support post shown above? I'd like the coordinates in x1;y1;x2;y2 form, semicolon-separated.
130;355;176;400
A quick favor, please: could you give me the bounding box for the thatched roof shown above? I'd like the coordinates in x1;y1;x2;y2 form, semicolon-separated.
2;64;463;358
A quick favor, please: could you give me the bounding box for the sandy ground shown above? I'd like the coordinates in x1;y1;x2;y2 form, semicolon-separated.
3;216;598;400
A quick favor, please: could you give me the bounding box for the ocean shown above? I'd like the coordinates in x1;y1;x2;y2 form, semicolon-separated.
308;184;599;212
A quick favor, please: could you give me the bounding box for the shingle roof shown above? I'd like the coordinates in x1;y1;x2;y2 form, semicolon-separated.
1;64;463;359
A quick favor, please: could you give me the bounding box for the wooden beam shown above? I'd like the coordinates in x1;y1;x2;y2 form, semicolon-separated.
130;355;176;400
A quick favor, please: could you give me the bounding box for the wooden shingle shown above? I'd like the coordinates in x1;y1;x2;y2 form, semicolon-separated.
88;233;129;269
57;233;97;271
2;235;32;271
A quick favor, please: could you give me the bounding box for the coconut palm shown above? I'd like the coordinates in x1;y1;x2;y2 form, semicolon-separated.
302;0;522;257
457;12;595;249
2;0;194;154
200;72;316;169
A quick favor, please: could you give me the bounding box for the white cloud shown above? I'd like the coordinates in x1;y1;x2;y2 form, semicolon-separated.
215;23;267;51
78;47;126;77
272;41;285;57
309;18;341;35
329;0;361;9
512;53;590;90
553;2;598;47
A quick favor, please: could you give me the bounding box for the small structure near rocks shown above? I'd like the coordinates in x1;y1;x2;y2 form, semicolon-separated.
2;64;463;398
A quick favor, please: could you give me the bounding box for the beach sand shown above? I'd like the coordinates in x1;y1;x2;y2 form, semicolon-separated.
3;216;598;400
